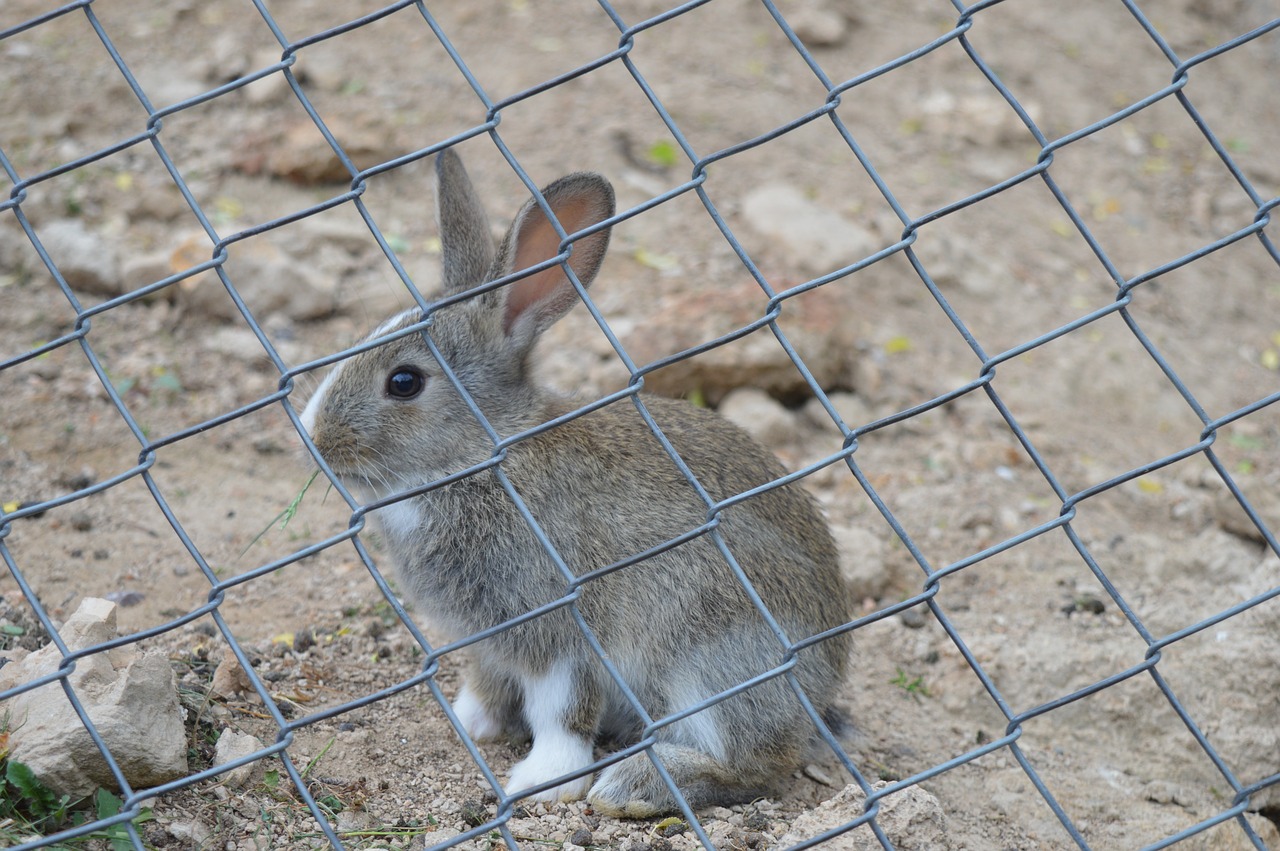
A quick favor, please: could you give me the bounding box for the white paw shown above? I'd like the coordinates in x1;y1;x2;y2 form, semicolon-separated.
505;731;595;803
453;684;504;741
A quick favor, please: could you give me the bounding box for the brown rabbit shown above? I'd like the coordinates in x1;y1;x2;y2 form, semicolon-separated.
300;149;852;817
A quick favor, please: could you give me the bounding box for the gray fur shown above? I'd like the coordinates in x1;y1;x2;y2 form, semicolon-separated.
302;150;853;817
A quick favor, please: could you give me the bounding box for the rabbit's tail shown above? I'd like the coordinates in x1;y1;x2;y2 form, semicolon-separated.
587;743;768;818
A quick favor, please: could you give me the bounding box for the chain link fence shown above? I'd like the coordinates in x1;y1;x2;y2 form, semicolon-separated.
1;0;1279;849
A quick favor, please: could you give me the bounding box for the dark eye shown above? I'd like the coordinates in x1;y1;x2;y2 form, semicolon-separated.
385;367;426;399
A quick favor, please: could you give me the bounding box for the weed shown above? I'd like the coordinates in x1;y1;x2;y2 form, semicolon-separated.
890;668;931;699
0;758;154;850
240;470;322;558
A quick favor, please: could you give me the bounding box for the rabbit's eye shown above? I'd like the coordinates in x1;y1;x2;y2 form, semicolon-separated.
386;367;426;400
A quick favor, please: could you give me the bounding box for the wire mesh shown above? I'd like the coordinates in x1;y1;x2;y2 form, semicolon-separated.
0;0;1278;849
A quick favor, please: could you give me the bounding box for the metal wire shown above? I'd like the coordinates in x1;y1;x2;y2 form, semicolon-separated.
0;1;1277;849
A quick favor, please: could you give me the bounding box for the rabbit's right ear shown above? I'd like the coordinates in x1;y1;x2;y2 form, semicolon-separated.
494;172;615;349
436;148;497;293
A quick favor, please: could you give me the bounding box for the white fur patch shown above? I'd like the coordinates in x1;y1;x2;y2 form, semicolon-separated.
299;365;339;435
453;682;504;741
375;498;425;543
667;681;726;761
369;307;420;341
506;661;594;802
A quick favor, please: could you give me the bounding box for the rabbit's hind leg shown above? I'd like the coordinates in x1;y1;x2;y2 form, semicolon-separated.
587;742;764;818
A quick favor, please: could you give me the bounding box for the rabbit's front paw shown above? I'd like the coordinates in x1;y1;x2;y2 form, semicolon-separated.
453;684;505;741
505;731;594;803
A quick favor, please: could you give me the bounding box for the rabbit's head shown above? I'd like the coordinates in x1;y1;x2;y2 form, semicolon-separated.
299;150;615;493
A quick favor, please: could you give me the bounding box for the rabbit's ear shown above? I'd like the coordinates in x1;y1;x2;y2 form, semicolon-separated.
496;172;615;345
436;149;497;294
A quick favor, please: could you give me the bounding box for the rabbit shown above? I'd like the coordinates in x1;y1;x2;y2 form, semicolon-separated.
299;148;853;817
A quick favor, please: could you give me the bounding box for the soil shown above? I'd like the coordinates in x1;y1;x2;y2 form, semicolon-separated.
2;1;1280;849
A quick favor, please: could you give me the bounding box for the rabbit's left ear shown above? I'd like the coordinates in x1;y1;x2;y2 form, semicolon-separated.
495;172;616;346
436;148;498;294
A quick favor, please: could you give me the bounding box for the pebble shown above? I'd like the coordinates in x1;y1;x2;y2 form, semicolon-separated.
717;386;803;447
39;219;123;297
740;182;878;278
788;6;850;48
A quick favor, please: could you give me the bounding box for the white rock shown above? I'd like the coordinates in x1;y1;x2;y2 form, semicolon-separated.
917;229;1007;300
788;6;850;48
777;781;953;850
164;817;213;846
39;219;123;297
213;729;264;789
718;386;803;447
120;251;175;298
832;524;903;601
178;237;338;322
0;598;187;797
803;391;872;433
245;48;291;105
741;183;878;278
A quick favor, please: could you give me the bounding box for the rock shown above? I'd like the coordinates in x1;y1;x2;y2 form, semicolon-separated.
1212;480;1279;544
916;229;1007;300
718;387;804;447
287;213;378;257
777;781;953;850
741;183;878;278
163;818;213;846
244;48;291;105
175;235;338;322
209;648;255;699
202;326;269;362
787;5;850;48
212;729;264;788
0;224;31;279
256;113;409;185
120;251;176;299
833;524;906;601
627;277;858;405
38;219;122;297
803;391;873;433
918;90;1038;149
0;598;187;798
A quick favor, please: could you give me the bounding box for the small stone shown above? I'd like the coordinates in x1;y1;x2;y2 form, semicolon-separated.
460;798;489;828
741;183;878;278
789;6;849;48
628;277;858;404
803;763;836;787
213;729;264;788
39;219;122;297
210;648;255;699
244;49;290;105
717;387;803;447
1213;484;1278;543
803;391;872;433
899;607;928;629
569;827;593;846
120;251;176;298
164;818;213;846
177;236;338;322
254;113;409;186
779;781;952;849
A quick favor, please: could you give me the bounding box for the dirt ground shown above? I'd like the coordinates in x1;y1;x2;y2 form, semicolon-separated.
2;0;1280;849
